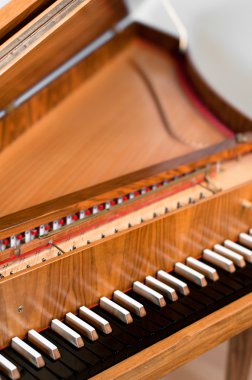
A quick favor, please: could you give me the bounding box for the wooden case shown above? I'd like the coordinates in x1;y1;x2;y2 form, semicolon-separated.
0;3;251;377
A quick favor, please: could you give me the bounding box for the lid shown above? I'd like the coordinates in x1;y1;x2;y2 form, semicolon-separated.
0;0;55;41
0;0;127;109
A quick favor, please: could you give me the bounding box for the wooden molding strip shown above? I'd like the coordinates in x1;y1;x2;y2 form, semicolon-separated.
90;293;252;380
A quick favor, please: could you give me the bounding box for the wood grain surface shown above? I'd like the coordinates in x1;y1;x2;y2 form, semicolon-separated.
0;0;126;108
90;293;252;380
226;328;252;380
1;153;252;275
0;39;227;219
0;0;54;41
1;131;252;240
0;181;251;347
0;23;133;151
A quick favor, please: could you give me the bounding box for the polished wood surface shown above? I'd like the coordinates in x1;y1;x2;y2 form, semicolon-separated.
1;153;252;275
0;23;132;151
1;132;252;241
0;0;126;108
226;328;252;380
0;39;227;219
0;0;53;41
0;181;251;347
90;294;252;380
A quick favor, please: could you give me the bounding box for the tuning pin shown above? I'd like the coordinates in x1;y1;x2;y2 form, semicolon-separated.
199;192;205;199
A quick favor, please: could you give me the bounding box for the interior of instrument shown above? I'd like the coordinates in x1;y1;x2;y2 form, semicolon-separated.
0;34;231;218
1;153;251;278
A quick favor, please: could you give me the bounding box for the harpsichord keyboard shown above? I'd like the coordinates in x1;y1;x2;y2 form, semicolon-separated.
0;231;252;380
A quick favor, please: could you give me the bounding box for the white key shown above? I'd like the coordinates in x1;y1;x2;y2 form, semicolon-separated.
28;330;61;360
214;244;245;267
133;281;166;307
0;354;20;379
203;249;235;273
239;233;252;249
51;319;84;348
100;297;133;324
66;313;98;341
145;275;178;301
224;240;252;263
11;337;45;368
79;306;112;334
186;257;219;281
113;290;146;317
157;271;190;296
175;262;207;287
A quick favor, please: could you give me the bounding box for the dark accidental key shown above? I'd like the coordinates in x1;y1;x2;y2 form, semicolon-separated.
93;304;159;346
42;330;100;377
209;281;233;297
0;354;35;380
92;306;141;354
169;272;216;306
192;283;223;302
233;271;252;287
99;291;169;333
42;356;75;380
128;290;191;321
201;260;243;291
241;263;252;279
96;333;126;360
94;306;151;337
179;295;205;311
3;347;58;380
25;338;75;380
127;290;176;326
40;331;88;380
82;338;114;369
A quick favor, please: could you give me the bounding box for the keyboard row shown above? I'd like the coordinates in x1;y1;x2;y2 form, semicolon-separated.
0;234;252;379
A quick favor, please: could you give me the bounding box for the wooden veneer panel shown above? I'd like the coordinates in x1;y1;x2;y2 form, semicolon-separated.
0;0;127;108
0;181;251;347
0;39;226;218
